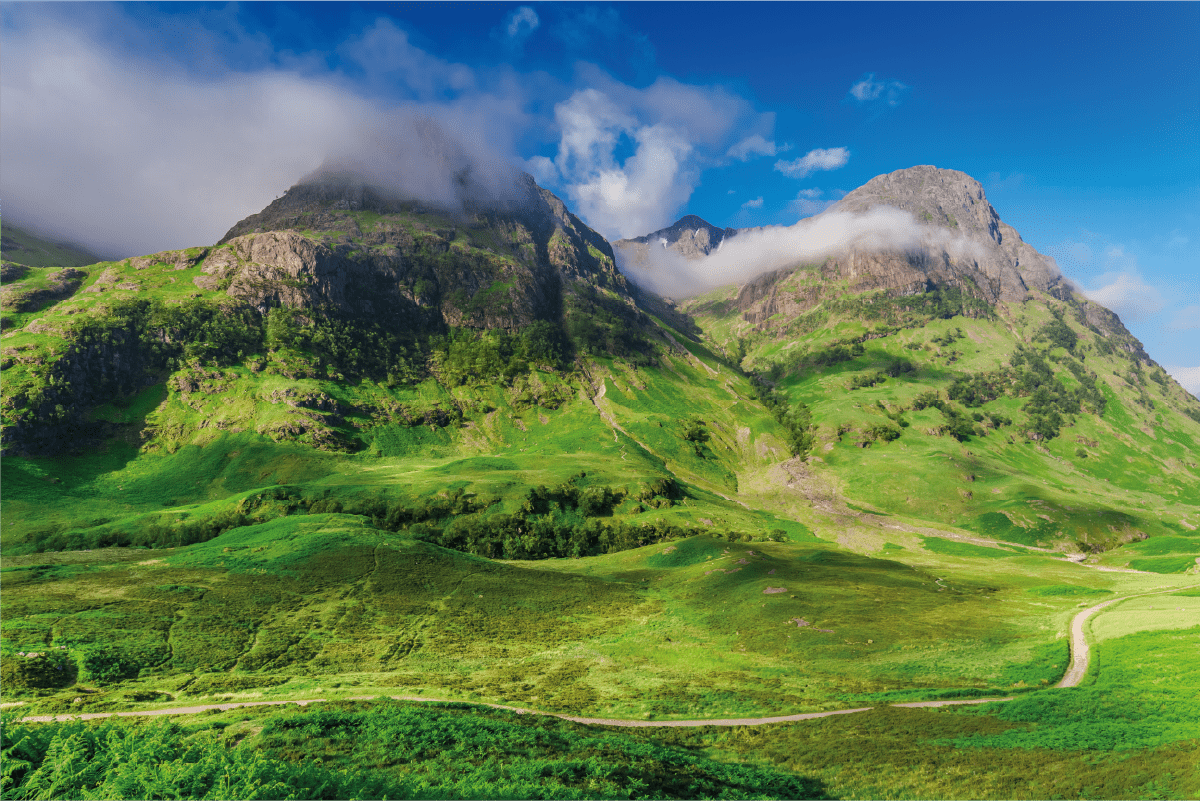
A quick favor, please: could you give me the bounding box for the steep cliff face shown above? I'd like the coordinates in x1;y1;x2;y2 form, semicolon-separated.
208;170;633;333
826;165;1066;303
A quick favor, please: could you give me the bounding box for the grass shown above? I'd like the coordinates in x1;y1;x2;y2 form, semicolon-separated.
5;622;1193;800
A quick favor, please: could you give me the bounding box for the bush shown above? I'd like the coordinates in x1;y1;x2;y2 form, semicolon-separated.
0;649;75;691
82;648;140;684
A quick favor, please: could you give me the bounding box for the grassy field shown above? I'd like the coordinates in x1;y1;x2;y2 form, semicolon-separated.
3;620;1195;800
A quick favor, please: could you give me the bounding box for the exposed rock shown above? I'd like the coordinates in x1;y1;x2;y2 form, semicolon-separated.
208;171;635;333
661;166;1081;333
828;165;1065;302
130;248;209;271
0;262;29;282
1;267;88;312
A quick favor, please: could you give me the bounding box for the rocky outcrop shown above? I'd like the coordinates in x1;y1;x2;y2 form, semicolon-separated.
0;268;88;312
207;171;634;333
1;263;29;282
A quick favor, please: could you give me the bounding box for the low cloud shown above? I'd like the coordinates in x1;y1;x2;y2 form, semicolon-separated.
549;69;775;239
848;73;908;106
617;206;986;299
741;196;764;210
1;7;538;258
2;5;778;257
1083;271;1165;322
1165;365;1200;398
774;147;850;180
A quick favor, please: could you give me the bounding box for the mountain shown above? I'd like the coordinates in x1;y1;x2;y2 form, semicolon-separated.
210;168;634;330
0;170;662;455
1;166;1197;800
614;214;739;264
631;165;1198;558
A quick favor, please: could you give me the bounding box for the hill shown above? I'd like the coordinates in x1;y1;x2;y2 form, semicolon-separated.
1;166;1196;800
623;167;1198;571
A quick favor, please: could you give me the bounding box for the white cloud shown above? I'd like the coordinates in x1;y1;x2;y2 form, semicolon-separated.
548;71;773;239
726;134;787;161
617;205;987;298
1;8;548;257
339;18;476;98
774;147;850;180
1168;305;1200;331
784;188;833;217
1083;270;1166;322
1165;365;1200;397
506;7;540;39
789;198;835;217
848;73;909;106
1165;229;1189;249
524;154;558;185
741;196;764;210
1;5;778;257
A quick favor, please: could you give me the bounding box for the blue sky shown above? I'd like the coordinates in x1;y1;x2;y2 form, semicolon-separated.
2;2;1197;391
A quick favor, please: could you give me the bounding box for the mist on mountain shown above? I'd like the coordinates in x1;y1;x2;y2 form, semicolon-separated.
615;206;994;299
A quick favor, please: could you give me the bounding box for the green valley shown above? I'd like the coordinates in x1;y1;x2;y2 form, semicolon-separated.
1;166;1197;799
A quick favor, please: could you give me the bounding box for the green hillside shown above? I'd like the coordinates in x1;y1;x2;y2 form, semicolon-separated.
683;278;1200;573
1;171;1197;799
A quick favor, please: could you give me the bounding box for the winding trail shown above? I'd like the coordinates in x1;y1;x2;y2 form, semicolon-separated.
1055;583;1197;688
17;584;1196;727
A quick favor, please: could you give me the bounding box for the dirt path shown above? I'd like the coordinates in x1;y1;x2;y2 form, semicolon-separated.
18;585;1195;727
1055;584;1197;688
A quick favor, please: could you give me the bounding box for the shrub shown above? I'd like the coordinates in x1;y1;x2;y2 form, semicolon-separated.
82;648;140;684
0;649;75;691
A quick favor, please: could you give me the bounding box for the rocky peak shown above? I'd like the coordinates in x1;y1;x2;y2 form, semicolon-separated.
826;165;1063;301
833;165;1001;244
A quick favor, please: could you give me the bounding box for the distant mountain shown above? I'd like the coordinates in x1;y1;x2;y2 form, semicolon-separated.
1;221;101;272
613;214;739;265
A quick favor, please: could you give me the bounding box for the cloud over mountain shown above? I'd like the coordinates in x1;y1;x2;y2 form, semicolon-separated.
616;205;986;299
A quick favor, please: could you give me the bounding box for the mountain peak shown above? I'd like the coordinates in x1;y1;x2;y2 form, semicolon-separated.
832;165;994;241
613;214;738;265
